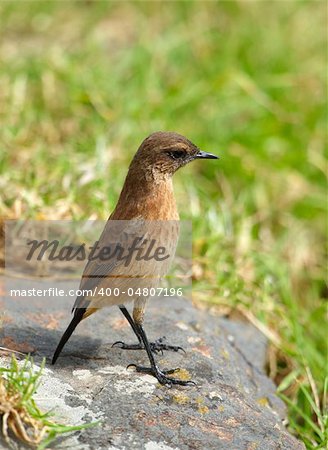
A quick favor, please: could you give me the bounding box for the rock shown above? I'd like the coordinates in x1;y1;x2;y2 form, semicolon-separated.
1;279;304;450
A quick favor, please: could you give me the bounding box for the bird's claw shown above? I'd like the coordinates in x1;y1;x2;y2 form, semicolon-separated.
127;365;180;375
151;337;186;354
112;337;185;354
126;363;137;370
127;364;195;387
112;341;143;350
111;341;124;348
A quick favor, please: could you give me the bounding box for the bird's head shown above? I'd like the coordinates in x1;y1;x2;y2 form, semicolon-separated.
130;131;218;180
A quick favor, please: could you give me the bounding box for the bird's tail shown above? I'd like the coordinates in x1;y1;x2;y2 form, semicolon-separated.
52;308;86;364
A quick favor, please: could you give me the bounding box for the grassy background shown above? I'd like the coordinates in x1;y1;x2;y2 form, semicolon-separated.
0;1;326;448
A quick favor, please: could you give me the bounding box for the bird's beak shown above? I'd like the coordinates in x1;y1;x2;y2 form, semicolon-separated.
195;150;219;160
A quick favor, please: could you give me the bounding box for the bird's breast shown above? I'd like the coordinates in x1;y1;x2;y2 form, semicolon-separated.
112;178;179;221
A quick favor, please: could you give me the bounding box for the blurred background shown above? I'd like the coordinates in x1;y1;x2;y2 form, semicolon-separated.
0;1;326;447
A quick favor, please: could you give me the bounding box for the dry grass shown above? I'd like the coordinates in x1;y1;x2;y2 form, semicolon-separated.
0;356;98;449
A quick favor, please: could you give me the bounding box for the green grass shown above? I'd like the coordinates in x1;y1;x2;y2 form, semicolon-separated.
0;1;326;448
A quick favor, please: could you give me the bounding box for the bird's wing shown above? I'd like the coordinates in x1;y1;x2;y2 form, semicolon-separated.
72;217;150;311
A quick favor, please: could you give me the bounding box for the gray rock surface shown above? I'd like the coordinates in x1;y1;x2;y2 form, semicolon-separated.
1;282;304;450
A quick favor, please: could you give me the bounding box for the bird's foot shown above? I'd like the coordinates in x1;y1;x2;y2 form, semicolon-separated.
112;341;143;351
112;336;185;355
127;364;196;387
150;336;185;354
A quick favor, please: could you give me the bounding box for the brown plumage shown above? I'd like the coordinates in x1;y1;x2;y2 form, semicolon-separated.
52;131;218;386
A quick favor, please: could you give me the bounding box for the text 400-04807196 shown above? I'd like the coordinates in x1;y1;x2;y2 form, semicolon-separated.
81;287;184;298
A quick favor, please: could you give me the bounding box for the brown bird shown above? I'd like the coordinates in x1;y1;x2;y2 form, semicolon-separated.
52;131;218;386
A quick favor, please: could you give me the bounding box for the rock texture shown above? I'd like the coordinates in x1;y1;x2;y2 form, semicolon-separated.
1;280;304;450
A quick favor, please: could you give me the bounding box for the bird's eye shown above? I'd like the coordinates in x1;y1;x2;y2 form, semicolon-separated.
166;150;186;160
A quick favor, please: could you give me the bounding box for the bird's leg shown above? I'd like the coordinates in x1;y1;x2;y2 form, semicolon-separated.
127;322;195;387
112;305;185;354
112;305;143;350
